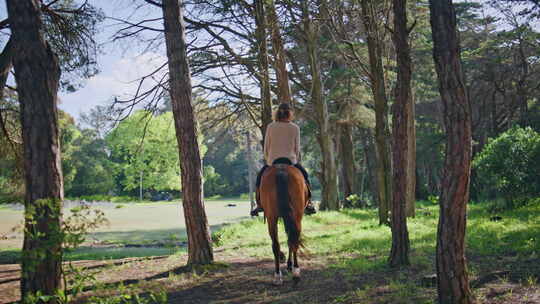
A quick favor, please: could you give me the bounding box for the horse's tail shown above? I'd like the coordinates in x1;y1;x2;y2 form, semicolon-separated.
276;167;302;251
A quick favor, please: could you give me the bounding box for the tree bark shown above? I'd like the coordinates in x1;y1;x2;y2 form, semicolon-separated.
0;38;13;97
406;92;416;217
360;128;377;205
254;0;273;142
266;0;292;105
8;0;64;301
0;38;19;161
389;0;411;268
429;0;475;303
162;0;213;265
339;123;356;200
302;1;339;210
360;0;392;225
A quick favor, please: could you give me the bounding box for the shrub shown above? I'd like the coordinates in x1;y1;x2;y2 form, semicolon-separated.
344;193;374;208
473;126;540;207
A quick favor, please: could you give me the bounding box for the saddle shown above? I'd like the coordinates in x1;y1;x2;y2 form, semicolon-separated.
268;157;311;202
272;157;293;166
252;157;314;216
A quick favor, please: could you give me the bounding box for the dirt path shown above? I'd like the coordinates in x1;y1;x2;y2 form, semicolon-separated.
1;252;539;304
2;253;352;304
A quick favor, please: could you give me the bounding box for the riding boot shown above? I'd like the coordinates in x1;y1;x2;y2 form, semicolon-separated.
305;184;317;215
250;188;264;216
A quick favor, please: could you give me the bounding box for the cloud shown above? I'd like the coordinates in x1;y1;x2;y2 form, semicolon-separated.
59;51;167;119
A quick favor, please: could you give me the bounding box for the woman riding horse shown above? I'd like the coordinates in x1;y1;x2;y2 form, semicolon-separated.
259;161;307;285
251;103;316;216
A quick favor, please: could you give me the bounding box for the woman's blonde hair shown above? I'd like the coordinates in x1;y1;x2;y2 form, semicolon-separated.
274;103;294;121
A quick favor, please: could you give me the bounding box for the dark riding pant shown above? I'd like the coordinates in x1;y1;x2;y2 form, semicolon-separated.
255;158;310;188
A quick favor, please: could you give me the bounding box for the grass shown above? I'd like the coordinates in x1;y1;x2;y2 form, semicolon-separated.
65;246;184;261
2;198;539;303
3;199;538;264
0;247;183;264
200;199;540;262
466;201;540;256
211;199;540;303
0;198;251;264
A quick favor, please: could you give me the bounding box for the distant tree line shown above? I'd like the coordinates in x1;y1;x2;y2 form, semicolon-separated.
1;107;257;201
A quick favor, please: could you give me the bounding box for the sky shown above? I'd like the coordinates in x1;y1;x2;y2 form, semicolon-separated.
0;0;538;122
0;0;166;120
54;1;167;120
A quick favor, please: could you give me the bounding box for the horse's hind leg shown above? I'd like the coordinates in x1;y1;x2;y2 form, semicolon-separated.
292;215;302;285
268;218;282;285
287;250;293;271
279;251;286;263
292;248;300;285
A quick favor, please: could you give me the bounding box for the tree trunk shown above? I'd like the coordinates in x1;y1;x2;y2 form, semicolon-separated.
302;1;339;210
254;0;273;143
361;0;392;225
266;0;292;105
429;0;474;303
406;93;416;217
339;123;356;200
246;131;255;211
0;38;19;162
360;128;377;204
0;38;13;98
516;37;529;126
162;0;213;265
389;0;411;268
8;0;64;301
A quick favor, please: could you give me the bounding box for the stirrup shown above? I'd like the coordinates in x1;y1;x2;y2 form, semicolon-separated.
250;206;264;216
305;202;316;215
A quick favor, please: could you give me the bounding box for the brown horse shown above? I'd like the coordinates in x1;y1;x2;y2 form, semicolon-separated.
260;163;308;285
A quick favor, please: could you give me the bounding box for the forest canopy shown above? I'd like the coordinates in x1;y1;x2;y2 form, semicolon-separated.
1;0;539;204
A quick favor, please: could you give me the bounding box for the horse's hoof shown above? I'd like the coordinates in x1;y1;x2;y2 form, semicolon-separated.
279;251;286;263
273;272;283;286
292;267;301;278
293;275;301;286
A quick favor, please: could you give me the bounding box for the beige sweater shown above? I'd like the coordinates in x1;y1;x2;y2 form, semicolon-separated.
264;121;300;165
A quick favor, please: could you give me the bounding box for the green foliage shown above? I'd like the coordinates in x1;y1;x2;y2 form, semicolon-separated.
106;111;198;193
345;193;373;208
20;199;108;303
62;204;108;250
42;0;105;91
59;111;82;193
66;195;138;203
67;129;116;197
427;195;439;205
88;284;168;304
203;165;228;196
473;127;540;206
202;129;249;196
87;288;168;304
63;263;98;303
22;199;64;275
56;110;117;197
0;91;24;202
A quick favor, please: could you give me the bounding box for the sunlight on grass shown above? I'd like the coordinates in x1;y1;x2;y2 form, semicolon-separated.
214;199;540;303
217;205;441;261
466;202;540;256
3;198;538;303
65;246;184;261
0;246;186;264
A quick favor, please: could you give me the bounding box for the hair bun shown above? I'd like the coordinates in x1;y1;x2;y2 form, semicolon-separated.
276;103;292;121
